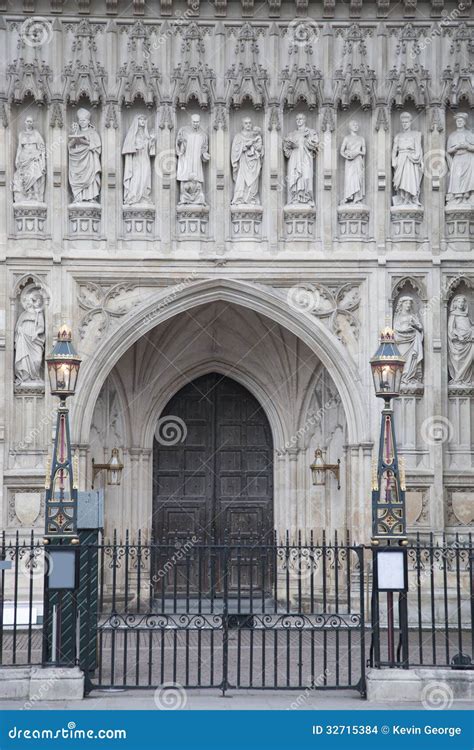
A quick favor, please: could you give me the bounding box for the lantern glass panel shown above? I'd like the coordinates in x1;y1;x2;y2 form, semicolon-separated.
106;450;123;486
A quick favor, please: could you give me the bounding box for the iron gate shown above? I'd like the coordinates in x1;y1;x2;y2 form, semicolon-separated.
81;532;366;695
2;531;473;695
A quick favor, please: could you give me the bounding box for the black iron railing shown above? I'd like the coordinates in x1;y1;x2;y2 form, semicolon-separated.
0;530;472;695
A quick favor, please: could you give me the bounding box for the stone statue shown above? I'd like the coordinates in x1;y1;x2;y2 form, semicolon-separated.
122;114;156;205
231;118;264;205
393;296;424;384
14;287;45;387
448;295;473;385
176;114;210;205
68;108;102;203
446;113;474;205
13;117;46;203
340;120;366;204
392;112;423;207
283;114;319;206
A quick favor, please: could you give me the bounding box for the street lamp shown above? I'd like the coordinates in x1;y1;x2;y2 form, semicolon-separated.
370;327;409;668
370;327;407;544
92;448;123;488
44;325;82;542
310;448;341;489
43;325;82;668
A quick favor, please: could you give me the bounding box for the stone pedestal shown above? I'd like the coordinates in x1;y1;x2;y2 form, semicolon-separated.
445;204;474;241
176;203;209;238
123;204;155;239
68;203;101;237
230;204;263;238
337;203;370;238
14;381;45;396
283;204;316;239
13;203;47;236
390;205;423;240
400;381;424;397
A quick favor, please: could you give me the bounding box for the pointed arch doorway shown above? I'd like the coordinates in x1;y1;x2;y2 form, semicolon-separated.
153;373;274;549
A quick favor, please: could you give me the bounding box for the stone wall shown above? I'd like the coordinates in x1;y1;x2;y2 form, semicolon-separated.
1;0;473;541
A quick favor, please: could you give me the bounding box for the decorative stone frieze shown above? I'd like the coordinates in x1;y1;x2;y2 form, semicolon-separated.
68;203;102;237
230;205;263;238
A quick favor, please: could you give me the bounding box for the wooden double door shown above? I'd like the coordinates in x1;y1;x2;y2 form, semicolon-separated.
153;373;274;548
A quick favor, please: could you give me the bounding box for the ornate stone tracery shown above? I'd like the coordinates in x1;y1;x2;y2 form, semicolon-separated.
0;3;472;541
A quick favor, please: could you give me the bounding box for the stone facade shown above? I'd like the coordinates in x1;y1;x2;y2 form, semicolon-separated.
0;0;473;544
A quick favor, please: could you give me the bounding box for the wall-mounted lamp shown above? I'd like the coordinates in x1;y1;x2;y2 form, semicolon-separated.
92;448;123;489
310;448;341;490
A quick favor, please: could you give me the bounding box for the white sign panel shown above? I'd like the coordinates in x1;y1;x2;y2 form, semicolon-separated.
377;550;406;590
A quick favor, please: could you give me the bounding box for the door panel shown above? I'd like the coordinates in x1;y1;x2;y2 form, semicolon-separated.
153;373;274;591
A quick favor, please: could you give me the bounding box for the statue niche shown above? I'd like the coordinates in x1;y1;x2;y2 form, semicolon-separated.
67;107;102;237
12;115;47;235
393;294;424;391
230;116;264;238
448;292;473;388
14;285;46;390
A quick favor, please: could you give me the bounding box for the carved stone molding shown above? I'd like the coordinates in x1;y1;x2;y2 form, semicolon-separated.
122;205;156;239
310;282;361;345
225;23;268;108
337;204;370;238
13;203;47;236
375;104;389;132
105;102;119;128
118;21;161;106
230;204;263;238
50;101;64;128
176;204;209;237
213;104;228;131
8;489;44;526
391;275;428;302
267;106;281;131
446;488;474;527
78;281;144;341
442;22;474;107
334;24;376;109
63;20;106;105
283;204;315;239
406;488;429;526
445;206;474;241
68;203;102;237
172;22;215;109
390;206;424;240
7;58;52;105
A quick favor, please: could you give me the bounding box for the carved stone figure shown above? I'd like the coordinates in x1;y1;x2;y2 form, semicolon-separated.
393;297;424;384
122;115;156;205
283;114;319;206
448;295;473;385
340;121;366;204
231;118;263;205
68;108;102;203
14;287;45;386
179;175;205;205
13;117;46;203
392;112;423;207
176;114;210;205
446;113;474;205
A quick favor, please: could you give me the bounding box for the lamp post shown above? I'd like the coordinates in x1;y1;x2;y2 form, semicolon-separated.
43;325;82;666
369;327;407;544
370;327;408;668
